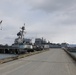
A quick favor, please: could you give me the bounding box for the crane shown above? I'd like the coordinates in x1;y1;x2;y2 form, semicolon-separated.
0;20;3;30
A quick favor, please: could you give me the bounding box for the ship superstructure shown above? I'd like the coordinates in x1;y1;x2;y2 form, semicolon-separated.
12;24;34;53
14;24;25;45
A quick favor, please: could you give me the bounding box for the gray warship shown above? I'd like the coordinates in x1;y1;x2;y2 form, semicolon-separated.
12;24;34;53
0;23;50;54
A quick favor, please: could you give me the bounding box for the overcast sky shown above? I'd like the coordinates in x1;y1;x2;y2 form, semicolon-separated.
0;0;76;45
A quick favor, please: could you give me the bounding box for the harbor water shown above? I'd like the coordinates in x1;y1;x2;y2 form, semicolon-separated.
0;54;17;59
71;52;76;57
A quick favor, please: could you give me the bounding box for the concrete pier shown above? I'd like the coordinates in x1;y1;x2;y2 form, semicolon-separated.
0;48;76;75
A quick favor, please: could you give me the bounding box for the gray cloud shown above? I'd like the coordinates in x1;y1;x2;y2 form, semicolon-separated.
27;0;75;12
0;0;76;44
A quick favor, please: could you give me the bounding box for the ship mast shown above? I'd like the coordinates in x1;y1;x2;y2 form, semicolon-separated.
20;23;25;40
16;23;26;44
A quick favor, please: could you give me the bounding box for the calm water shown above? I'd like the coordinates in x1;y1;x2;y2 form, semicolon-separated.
0;54;17;59
71;52;76;57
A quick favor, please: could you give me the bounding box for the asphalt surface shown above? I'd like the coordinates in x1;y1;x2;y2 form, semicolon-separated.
0;48;76;75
